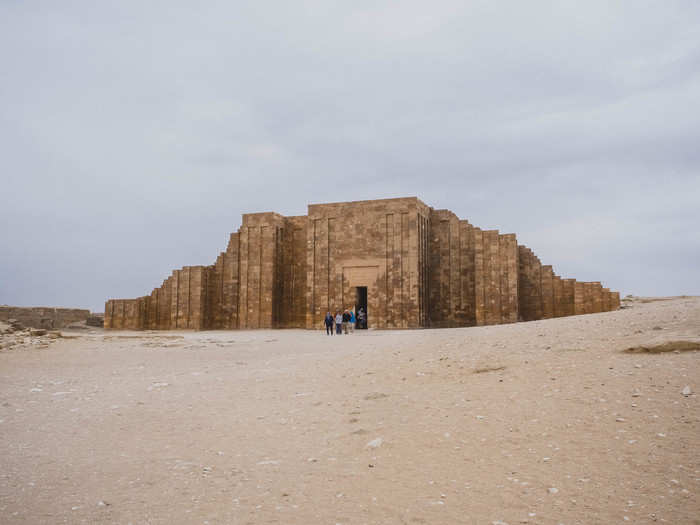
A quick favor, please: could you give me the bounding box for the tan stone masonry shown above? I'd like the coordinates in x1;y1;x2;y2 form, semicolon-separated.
105;197;619;330
0;306;91;329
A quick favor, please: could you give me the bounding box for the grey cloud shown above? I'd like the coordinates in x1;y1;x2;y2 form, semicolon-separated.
1;1;699;311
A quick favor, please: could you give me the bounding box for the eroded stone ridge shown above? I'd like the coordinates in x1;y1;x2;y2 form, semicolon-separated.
105;197;620;330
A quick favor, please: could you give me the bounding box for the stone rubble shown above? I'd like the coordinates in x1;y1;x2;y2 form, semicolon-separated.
0;321;63;351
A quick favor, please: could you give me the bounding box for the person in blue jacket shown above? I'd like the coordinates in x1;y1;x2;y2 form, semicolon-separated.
324;311;334;335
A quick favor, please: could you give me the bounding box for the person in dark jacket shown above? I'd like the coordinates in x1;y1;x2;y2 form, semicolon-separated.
324;311;334;335
342;309;351;334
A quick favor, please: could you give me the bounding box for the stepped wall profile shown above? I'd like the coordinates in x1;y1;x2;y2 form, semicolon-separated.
105;197;620;330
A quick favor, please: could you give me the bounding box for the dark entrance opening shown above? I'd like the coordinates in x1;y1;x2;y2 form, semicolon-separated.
355;286;367;329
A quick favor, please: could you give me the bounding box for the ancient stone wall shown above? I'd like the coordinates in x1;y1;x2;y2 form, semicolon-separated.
0;306;91;329
279;216;308;328
236;212;283;329
558;279;576;317
105;196;620;330
305;198;428;329
518;247;542;321
428;213;519;327
516;249;620;322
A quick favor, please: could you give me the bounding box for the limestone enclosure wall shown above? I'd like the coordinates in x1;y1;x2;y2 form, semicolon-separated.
427;211;519;327
305;198;427;329
105;197;620;330
0;306;91;329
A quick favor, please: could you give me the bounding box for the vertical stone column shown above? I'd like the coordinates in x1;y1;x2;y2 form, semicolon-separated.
591;282;603;313
259;225;275;329
552;275;562;317
327;218;344;324
383;213;395;327
611;291;621;310
517;246;543;321
541;265;554;319
561;279;575;316
117;300;127;329
223;233;240;329
574;281;586;315
235;213;286;329
207;254;224;329
439;218;451;325
170;270;180;328
583;282;594;314
473;228;486;325
279;217;307;328
601;288;611;311
110;300;122;329
447;215;460;327
239;227;251;328
428;213;446;326
121;299;140;329
240;226;258;328
159;277;172;329
405;212;419;328
457;221;476;326
418;213;430;327
482;230;501;325
147;290;158;329
178;268;193;328
138;297;148;329
187;266;206;329
306;217;330;329
517;247;530;321
104;300;113;329
499;233;518;324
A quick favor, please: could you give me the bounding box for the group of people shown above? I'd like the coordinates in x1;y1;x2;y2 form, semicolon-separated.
324;307;366;335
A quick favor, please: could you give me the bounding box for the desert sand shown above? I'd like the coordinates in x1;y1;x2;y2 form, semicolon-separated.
1;297;698;524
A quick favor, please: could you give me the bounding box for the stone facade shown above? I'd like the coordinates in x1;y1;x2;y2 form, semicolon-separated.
105;197;620;330
0;306;91;329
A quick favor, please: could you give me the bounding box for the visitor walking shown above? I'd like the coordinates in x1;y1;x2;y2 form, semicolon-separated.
334;311;343;335
342;309;351;334
349;309;355;333
324;311;334;335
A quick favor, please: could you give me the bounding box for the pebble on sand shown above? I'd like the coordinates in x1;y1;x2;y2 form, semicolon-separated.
366;437;383;449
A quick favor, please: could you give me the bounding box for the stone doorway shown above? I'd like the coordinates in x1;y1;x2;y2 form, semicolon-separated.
355;286;367;329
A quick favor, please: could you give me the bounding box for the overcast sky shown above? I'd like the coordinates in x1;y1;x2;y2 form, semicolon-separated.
2;1;699;312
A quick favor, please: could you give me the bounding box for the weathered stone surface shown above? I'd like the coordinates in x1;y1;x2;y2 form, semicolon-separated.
0;307;90;329
105;197;620;330
86;314;104;327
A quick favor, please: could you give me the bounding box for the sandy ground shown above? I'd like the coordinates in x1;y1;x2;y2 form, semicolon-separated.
1;297;699;525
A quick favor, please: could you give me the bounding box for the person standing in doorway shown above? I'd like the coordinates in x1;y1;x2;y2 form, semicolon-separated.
324;311;334;335
358;307;366;329
335;311;343;335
